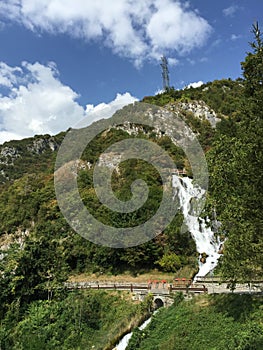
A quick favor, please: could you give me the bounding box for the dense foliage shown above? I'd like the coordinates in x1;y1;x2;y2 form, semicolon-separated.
0;290;150;350
127;294;263;350
0;128;197;278
142;78;244;118
207;23;263;282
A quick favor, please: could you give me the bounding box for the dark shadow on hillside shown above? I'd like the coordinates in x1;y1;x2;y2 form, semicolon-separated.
210;294;257;322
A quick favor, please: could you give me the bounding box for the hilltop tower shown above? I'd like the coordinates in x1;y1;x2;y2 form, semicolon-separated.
160;56;170;90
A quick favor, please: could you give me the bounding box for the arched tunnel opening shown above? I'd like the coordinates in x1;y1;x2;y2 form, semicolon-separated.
154;298;164;309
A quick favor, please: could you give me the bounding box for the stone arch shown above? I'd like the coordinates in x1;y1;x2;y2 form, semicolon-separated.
154;297;164;309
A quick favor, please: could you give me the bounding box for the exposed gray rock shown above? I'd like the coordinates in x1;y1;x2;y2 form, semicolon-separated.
168;100;220;128
27;137;59;154
0;146;20;165
97;152;122;169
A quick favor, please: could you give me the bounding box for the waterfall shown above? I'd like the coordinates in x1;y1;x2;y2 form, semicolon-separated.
114;311;158;350
172;175;222;278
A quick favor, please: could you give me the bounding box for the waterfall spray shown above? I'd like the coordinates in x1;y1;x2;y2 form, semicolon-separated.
172;175;223;278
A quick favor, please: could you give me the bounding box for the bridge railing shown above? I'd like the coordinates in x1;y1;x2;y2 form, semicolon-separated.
64;282;208;294
195;276;263;284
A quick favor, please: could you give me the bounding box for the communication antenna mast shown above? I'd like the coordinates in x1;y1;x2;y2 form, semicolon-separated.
160;56;170;90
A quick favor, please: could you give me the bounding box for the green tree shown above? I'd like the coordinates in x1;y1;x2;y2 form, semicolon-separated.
208;23;263;282
0;226;69;311
242;22;263;98
157;252;181;272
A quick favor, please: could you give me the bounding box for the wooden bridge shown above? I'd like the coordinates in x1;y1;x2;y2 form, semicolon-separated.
64;281;207;294
171;168;187;176
65;278;263;296
64;281;208;307
194;277;263;294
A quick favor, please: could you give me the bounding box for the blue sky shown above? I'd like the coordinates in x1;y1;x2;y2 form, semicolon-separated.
0;0;262;144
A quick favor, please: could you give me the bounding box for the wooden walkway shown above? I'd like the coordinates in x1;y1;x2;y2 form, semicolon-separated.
64;281;208;294
171;168;187;176
64;279;263;295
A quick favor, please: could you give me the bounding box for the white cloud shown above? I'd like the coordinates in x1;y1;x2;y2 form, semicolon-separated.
223;5;239;17
231;34;242;41
167;57;178;66
187;58;196;65
85;92;138;125
0;62;22;88
200;57;208;63
0;61;85;143
0;0;212;65
0;131;23;145
185;81;204;89
146;0;211;56
0;61;137;144
155;88;165;95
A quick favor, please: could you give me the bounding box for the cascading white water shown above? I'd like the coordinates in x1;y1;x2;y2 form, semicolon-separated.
112;176;221;350
114;311;158;350
172;175;222;278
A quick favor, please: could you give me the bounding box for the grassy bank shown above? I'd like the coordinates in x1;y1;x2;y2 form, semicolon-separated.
126;293;263;350
0;290;150;350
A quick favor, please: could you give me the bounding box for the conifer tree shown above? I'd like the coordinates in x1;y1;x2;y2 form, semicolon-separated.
209;23;263;282
242;22;263;100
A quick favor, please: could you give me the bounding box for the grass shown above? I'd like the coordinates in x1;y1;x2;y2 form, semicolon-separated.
0;289;149;350
68;266;196;284
126;293;263;350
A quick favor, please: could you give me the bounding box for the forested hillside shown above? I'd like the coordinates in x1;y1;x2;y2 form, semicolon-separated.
0;23;262;350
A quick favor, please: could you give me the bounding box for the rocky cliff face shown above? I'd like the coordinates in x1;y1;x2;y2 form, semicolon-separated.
0;135;59;162
168;100;220;128
27;137;59;154
0;99;218;182
0;146;20;165
92;100;215;175
0;134;63;182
